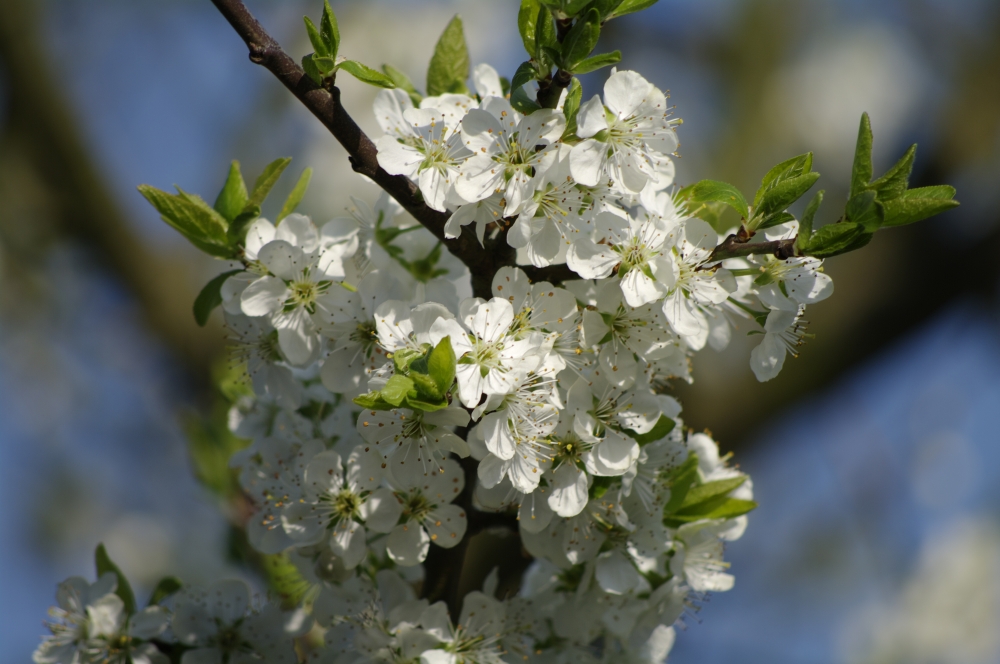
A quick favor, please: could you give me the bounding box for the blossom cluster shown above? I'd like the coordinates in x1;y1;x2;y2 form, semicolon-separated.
37;59;840;664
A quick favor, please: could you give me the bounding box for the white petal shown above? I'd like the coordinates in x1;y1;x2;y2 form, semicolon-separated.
387;524;431;566
595;550;642;595
240;276;287;317
576;95;609;138
361;487;403;534
424;504;467;548
569;139;607;187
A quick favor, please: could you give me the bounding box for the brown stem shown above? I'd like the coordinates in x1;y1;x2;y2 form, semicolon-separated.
209;0;510;298
708;232;797;263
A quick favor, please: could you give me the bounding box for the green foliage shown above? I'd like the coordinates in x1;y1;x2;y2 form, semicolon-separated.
608;0;660;18
277;167;313;222
213;161;249;222
850;113;874;199
193;269;242;327
138;184;231;258
511;61;538;94
678;180;749;220
148;576;183;606
427;15;470;96
623;415;675;445
795;190;824;254
561;8;602;70
338;60;396;88
844;190;884;232
353;336;457;413
561;77;583;140
570;51;621;75
518;0;542;56
183;364;250;500
799;222;870;258
260;553;311;610
248;157;291;207
753;153;813;209
95;544;137;615
881;186;959;227
661;455;757;528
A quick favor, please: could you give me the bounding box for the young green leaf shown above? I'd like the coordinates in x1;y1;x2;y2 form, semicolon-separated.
302;54;324;85
427;336;457;394
427;15;470;97
570;51;621;75
511;61;538;94
679;180;749;220
608;0;660;19
138;185;232;257
511;85;542;115
213;161;248;223
870;144;916;202
535;6;558;66
561;77;583;139
753;152;813;209
313;55;336;75
337;60;396;88
383;64;422;104
661;454;699;516
277;167;313;222
802;222;871;258
518;0;542;56
753;171;820;225
624;415;675;445
148;576;183;606
881;186;959;227
381;374;416;407
665;497;758;527
845;190;884;232
320;0;340;59
562;8;601;69
227;204;261;246
193;270;242;327
353;392;395;411
95;544;137;615
795;189;824;254
303;16;328;57
248;157;292;207
680;476;746;509
851;112;874;198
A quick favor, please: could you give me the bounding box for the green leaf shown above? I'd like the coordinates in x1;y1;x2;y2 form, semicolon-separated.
679;180;749;220
589;475;615;500
680;476;746;510
249;157;292;207
851;112;874;198
625;416;675;445
754;211;796;231
665;497;758;527
753;152;813;209
213;161;248;223
383;64;422;104
661;454;699;516
570;51;621;75
303;16;328;57
302;54;324;85
410;372;443;402
518;0;542;56
427;336;457;394
320;0;340;59
561;77;583;139
148;576;183;606
881;186;959;227
795;190;824;254
562;8;601;69
695;497;757;520
802;222;870;258
427;15;470;97
535;6;558;66
95;544;136;615
511;61;537;93
227;204;261;247
193;270;242;327
313;55;336;75
404;397;449;412
353;392;395;411
137;185;232;257
277;168;313;222
511;85;542;115
845;190;884;232
870;144;915;202
753;171;820;225
608;0;660;18
381;375;415;407
337;60;396;88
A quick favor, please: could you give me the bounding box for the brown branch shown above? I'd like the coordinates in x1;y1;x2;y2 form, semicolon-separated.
209;0;513;298
708;232;797;263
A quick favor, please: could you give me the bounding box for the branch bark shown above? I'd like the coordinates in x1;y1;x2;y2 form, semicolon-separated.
707;233;797;262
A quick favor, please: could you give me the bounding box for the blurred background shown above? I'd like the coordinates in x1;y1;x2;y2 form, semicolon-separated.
2;0;999;662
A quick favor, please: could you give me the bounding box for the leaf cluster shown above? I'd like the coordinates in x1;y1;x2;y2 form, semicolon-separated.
660;454;757;529
353;337;457;413
139;158;311;326
302;1;396;88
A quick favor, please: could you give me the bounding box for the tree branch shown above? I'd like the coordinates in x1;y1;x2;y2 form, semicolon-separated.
707;233;797;263
209;0;510;298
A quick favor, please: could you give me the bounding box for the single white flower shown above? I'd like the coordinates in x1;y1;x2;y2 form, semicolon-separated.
419;592;506;664
386;458;468;565
357;407;470;487
749;306;808;382
569;69;679;192
669;522;735;593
